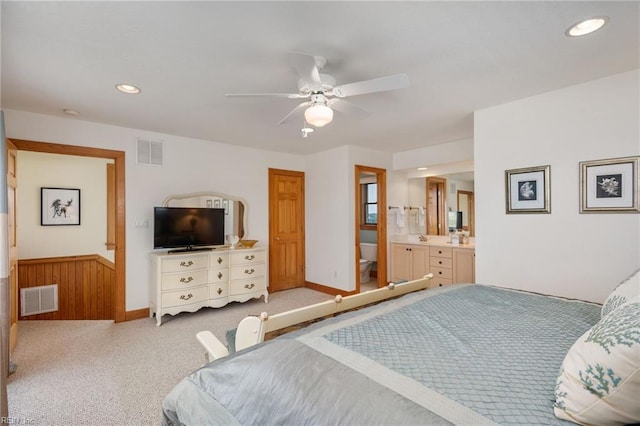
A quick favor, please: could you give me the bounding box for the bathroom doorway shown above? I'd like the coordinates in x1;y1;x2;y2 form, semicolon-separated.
354;165;387;293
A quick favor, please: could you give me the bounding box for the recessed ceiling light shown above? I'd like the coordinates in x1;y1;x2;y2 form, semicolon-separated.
63;109;80;116
417;167;428;171
116;83;141;94
565;17;608;37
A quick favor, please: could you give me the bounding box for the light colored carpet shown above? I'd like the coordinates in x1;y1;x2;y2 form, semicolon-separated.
8;287;331;425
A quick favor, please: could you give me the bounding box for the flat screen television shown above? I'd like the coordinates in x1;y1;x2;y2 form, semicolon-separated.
153;207;225;252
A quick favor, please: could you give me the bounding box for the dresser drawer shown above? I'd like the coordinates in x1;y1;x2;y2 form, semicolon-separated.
209;252;229;268
208;268;229;284
429;247;452;258
161;254;209;273
161;286;208;308
230;250;265;265
161;269;209;291
230;277;266;296
430;257;452;269
230;263;266;280
209;283;229;300
430;266;453;280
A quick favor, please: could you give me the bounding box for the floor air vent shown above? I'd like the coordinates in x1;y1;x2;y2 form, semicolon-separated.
21;284;58;317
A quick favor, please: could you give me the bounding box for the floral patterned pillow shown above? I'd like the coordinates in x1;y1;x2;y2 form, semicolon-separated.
554;296;640;425
601;269;639;318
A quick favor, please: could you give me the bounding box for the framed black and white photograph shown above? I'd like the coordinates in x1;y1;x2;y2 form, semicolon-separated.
214;199;221;208
580;156;639;213
222;199;229;215
41;187;81;226
505;165;551;214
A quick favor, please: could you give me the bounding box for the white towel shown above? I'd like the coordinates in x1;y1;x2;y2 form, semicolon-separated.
418;207;425;226
396;209;405;228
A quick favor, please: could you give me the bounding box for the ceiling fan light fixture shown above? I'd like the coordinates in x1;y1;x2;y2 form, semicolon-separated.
304;104;333;127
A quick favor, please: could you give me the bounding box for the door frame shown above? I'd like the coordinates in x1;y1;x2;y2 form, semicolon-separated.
354;165;387;291
10;139;127;323
426;176;447;235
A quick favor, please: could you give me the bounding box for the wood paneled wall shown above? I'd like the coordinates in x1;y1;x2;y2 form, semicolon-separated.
18;255;115;320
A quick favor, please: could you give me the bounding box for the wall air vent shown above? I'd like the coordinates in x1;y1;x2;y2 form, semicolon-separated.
20;284;58;317
136;138;163;166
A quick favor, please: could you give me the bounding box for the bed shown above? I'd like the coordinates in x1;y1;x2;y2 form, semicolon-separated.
162;274;640;426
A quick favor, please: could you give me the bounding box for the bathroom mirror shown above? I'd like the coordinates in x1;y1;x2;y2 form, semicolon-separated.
407;171;475;236
163;191;247;239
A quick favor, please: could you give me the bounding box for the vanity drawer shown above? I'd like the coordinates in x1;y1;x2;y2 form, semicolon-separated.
430;257;452;269
161;270;208;291
431;277;453;288
429;247;452;258
161;286;208;308
161;254;209;273
430;266;453;280
230;277;266;296
230;263;266;280
230;250;265;265
209;283;229;300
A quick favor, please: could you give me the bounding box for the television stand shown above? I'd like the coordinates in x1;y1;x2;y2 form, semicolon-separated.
168;246;214;254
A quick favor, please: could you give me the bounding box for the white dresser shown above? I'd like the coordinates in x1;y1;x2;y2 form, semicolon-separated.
149;247;267;326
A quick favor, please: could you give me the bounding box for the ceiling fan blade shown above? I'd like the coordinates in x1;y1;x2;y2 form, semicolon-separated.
278;101;310;125
328;98;370;119
288;51;322;89
225;92;307;99
331;73;409;98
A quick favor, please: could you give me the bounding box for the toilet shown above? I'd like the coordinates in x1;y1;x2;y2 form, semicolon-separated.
359;243;378;283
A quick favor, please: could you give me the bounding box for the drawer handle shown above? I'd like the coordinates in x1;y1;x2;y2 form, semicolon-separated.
217;288;223;295
217;257;223;264
244;283;255;290
438;251;442;254
180;293;193;301
180;261;194;268
439;271;443;275
217;272;223;279
179;276;193;284
438;261;442;264
244;255;255;261
244;268;255;275
439;284;443;287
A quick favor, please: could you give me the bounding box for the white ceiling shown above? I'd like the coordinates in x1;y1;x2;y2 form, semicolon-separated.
2;1;638;156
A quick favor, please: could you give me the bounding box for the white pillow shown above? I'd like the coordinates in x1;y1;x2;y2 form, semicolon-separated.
601;269;639;318
554;296;640;426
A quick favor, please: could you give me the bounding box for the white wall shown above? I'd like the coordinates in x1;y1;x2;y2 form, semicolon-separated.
5;110;304;310
474;69;640;303
304;145;393;292
17;151;113;261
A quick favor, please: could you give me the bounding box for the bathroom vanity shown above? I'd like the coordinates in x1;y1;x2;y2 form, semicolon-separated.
390;237;475;287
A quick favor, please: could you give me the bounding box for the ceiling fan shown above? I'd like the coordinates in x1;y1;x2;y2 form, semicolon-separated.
225;52;409;128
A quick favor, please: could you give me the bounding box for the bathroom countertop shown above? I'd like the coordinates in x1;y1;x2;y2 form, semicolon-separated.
390;235;475;250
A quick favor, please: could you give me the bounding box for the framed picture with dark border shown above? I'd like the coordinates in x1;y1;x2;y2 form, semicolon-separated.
505;165;551;214
41;187;81;225
580;156;639;213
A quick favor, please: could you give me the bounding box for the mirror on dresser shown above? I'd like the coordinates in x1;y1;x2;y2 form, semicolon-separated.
406;166;475;236
162;191;248;239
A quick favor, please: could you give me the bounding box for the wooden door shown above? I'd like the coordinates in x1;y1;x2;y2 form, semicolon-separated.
457;190;475;236
268;169;305;292
6;140;17;353
426;177;447;235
